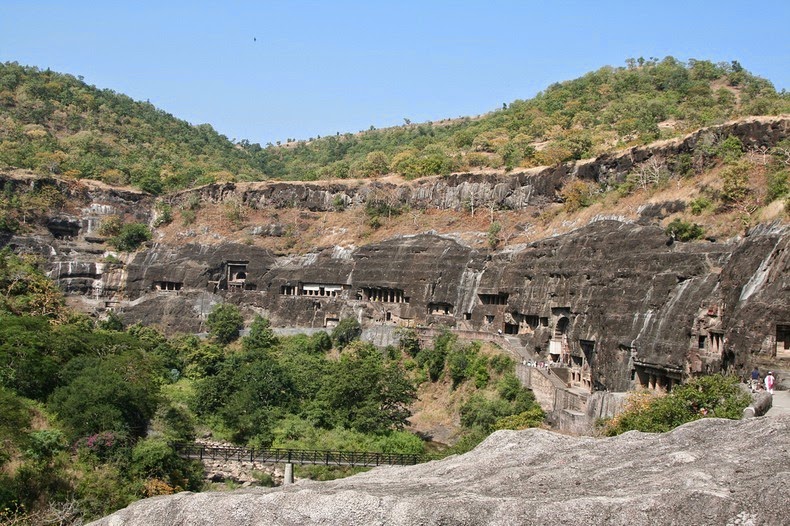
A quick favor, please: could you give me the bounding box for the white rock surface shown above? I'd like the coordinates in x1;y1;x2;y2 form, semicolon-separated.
90;416;790;526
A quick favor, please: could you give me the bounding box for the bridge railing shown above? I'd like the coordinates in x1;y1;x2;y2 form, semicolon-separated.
175;443;424;468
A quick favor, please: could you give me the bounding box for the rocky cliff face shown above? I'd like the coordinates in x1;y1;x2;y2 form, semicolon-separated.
3;116;789;395
88;415;790;526
168;116;789;214
104;219;786;393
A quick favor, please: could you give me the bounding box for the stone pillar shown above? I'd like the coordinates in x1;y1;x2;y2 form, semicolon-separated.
283;463;294;485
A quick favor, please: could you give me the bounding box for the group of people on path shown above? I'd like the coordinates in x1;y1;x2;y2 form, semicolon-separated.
751;367;775;394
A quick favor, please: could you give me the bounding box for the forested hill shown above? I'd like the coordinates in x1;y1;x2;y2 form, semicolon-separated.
0;62;266;192
256;58;789;180
1;58;788;193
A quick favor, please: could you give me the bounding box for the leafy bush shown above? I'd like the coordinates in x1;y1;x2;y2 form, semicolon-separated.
98;215;123;237
130;438;202;492
720;161;752;206
493;406;545;430
603;374;750;436
331;318;361;350
109;223;152;251
206;303;243;344
689;196;712;215
487;221;501;249
665;218;704;241
460;386;542;433
766;168;788;202
153;202;173;227
715;135;744;163
416;330;455;382
560;180;594;211
396;328;421;357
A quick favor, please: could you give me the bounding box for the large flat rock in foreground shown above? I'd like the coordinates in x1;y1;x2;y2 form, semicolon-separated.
91;416;790;526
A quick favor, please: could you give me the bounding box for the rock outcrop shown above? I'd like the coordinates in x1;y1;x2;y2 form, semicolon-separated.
3;116;789;402
88;416;790;526
168;116;790;214
106;220;788;394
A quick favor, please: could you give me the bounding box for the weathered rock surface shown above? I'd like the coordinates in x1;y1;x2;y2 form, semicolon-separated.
168;116;790;214
3;116;790;398
108;220;789;393
89;416;790;526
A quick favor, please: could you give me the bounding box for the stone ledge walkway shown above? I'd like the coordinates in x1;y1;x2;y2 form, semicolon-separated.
766;390;790;417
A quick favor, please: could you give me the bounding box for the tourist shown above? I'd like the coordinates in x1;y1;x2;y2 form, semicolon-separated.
750;367;760;392
764;371;775;395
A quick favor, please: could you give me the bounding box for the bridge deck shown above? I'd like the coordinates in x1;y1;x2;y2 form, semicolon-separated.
177;444;424;468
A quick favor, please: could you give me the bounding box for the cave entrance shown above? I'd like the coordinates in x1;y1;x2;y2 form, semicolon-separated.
777;324;790;358
226;261;249;291
550;317;570;365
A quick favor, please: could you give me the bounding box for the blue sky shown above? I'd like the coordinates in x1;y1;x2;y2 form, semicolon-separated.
1;1;788;145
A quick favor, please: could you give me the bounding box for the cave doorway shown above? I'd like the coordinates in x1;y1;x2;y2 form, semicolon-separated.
550;316;570;365
777;324;790;358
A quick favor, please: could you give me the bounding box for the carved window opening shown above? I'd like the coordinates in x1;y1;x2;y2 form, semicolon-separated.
540;317;549;327
463;313;471;320
428;303;453;315
280;284;346;297
362;287;408;303
226;261;249;291
325;317;339;328
153;281;183;292
633;363;679;392
302;284;344;297
776;324;790;358
504;322;519;335
478;293;508;305
709;332;723;354
698;335;707;349
485;315;495;324
524;315;540;330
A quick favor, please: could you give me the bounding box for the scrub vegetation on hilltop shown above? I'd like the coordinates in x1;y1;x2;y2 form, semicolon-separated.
1;58;788;193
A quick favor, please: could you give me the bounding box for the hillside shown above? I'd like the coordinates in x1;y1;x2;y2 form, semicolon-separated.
239;57;790;181
2;59;790;525
2;58;788;193
0;62;267;193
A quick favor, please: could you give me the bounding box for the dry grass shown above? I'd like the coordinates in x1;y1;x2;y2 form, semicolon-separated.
154;154;787;254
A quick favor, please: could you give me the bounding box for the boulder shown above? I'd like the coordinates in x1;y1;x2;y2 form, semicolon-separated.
89;416;790;526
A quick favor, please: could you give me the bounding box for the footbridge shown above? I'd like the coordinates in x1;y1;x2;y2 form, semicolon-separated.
176;443;425;484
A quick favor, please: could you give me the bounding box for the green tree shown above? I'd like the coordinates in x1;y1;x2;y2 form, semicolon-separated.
416;330;455;382
206;303;243;344
720;161;752;206
48;351;161;439
109;223;152;251
331;318;361;350
193;350;294;445
312;342;415;433
243;315;278;352
396;328;421;357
